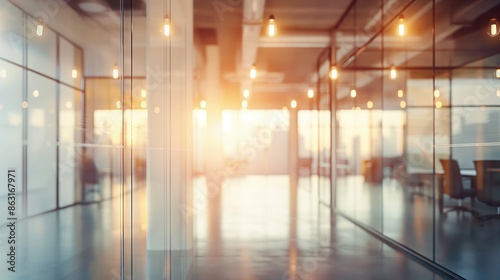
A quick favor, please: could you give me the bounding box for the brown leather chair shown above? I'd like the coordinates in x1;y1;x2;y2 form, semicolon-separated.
473;160;500;222
440;159;477;216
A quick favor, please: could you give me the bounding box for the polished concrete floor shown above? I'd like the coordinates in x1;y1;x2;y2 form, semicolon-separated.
337;174;500;280
0;175;444;279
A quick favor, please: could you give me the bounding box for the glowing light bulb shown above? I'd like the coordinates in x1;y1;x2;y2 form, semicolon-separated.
200;100;207;109
367;100;373;109
141;89;147;98
307;89;314;98
32;90;39;97
243;89;250;98
267;14;276;37
71;69;78;79
141;101;147;108
290;100;297;109
66;101;72;109
329;66;338;80
400;100;406;108
435;101;442;109
112;65;119;79
350;89;357;98
115;100;121;109
397;15;406;36
488;18;499;37
250;64;257;79
397;89;404;98
36;19;44;37
0;69;6;78
497;89;500;97
22;101;29;109
434;89;440;98
496;67;500;78
390;65;397;79
242;100;248;109
164;18;171;37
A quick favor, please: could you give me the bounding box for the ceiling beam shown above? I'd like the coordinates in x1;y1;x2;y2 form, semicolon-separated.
241;0;266;69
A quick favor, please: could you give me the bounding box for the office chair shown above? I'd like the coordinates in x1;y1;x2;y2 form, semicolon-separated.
473;160;500;223
440;159;478;216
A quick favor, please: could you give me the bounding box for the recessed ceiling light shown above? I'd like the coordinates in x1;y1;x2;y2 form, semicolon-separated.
78;1;107;13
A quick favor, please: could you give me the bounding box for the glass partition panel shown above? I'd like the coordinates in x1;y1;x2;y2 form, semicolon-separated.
0;0;23;64
58;85;83;207
433;0;500;275
0;63;23;221
319;109;332;206
27;20;57;79
298;110;316;177
27;72;57;216
59;37;83;89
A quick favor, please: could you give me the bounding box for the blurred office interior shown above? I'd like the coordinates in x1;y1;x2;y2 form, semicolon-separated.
1;0;500;279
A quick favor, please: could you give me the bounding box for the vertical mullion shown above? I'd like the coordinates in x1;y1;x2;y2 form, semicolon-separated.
56;34;60;210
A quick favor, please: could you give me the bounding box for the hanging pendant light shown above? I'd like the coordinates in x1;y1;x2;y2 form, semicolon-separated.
267;14;276;37
390;65;397;80
36;19;44;37
350;89;357;98
250;64;257;79
112;65;119;79
488;18;499;37
243;89;250;98
367;101;373;109
164;17;171;37
329;65;338;80
397;15;406;36
307;89;314;99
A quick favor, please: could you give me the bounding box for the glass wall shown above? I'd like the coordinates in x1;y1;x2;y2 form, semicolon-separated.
0;61;23;223
0;0;85;218
26;72;57;216
332;0;500;278
0;0;193;278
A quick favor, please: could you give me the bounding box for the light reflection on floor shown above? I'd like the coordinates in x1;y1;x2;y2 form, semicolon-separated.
192;175;442;280
0;175;444;280
336;174;500;279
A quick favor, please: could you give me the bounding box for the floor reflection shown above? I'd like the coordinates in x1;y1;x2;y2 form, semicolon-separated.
336;174;500;279
0;175;444;279
193;175;442;280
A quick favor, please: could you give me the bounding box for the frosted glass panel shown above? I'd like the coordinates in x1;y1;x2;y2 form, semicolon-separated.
59;37;83;88
0;0;23;64
27;21;57;79
59;86;82;207
27;72;57;215
0;64;23;220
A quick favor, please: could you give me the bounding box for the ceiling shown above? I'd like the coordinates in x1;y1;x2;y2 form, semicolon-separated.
13;0;500;110
193;0;500;110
